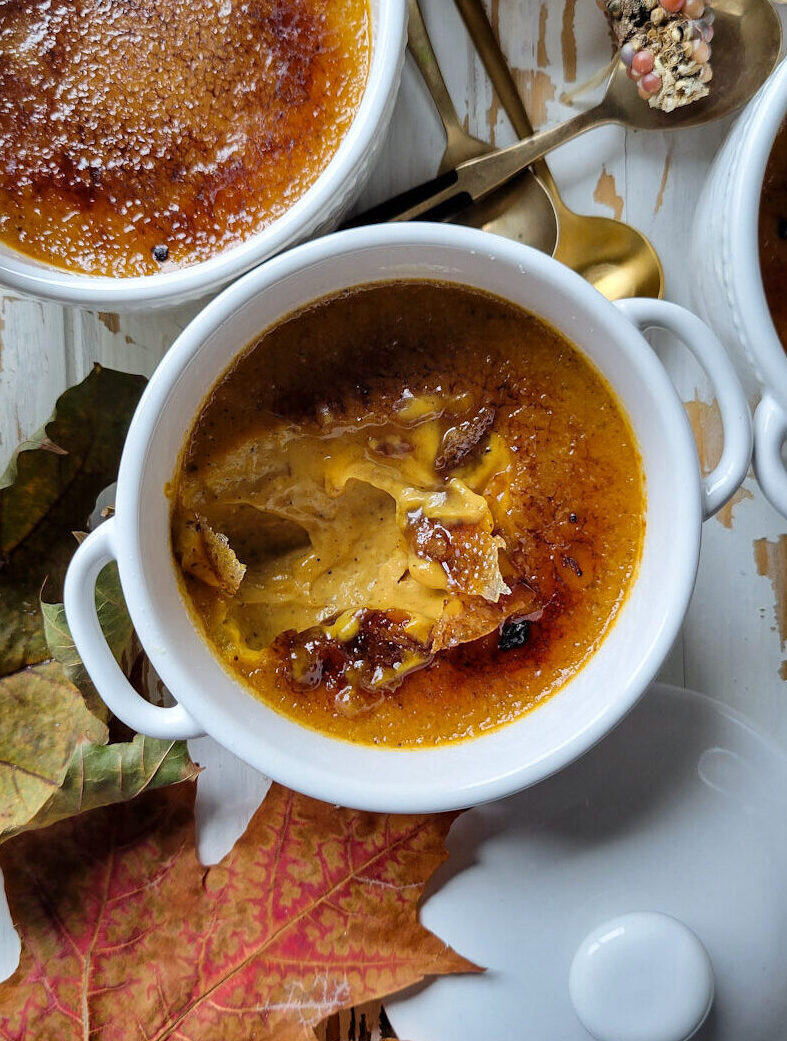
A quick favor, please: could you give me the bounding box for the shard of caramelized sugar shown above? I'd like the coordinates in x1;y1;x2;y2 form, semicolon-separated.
174;513;246;597
431;586;543;653
434;406;496;474
407;515;510;603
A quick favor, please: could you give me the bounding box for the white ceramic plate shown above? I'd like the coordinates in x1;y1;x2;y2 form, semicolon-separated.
387;683;787;1041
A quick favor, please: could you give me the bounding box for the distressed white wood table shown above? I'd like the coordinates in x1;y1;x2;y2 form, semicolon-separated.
1;1;786;1029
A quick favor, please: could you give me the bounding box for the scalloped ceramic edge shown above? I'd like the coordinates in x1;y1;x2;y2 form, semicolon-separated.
386;682;787;1041
0;0;407;311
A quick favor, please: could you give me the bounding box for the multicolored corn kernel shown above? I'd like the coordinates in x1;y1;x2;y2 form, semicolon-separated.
599;0;714;112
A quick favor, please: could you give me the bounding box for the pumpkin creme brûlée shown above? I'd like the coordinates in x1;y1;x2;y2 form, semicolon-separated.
171;281;646;747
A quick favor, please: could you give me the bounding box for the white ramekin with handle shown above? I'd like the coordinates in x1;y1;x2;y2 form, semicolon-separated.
693;56;787;517
63;223;752;813
0;0;406;311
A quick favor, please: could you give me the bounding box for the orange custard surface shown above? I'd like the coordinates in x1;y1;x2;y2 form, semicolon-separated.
0;0;370;276
170;281;646;747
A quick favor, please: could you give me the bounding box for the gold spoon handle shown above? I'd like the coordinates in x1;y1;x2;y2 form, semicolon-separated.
453;103;605;202
451;0;558;194
344;100;603;227
407;0;490;171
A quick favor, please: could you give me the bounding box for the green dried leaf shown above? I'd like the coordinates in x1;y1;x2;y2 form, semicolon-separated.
2;734;199;844
0;367;198;841
41;561;133;722
0;661;107;841
0;646;198;842
0;364;146;676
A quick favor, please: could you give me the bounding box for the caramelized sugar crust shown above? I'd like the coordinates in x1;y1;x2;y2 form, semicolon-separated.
172;282;646;747
0;0;369;276
760;120;787;350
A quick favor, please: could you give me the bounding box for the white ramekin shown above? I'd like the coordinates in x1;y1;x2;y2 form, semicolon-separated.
63;224;752;812
0;0;406;311
693;56;787;518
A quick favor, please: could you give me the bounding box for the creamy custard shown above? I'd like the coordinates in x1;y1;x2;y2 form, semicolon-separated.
0;0;370;276
171;281;646;747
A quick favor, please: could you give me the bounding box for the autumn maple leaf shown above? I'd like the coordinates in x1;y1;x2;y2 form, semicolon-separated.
0;781;479;1040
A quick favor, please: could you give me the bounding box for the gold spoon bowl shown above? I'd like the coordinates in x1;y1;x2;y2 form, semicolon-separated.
452;0;664;300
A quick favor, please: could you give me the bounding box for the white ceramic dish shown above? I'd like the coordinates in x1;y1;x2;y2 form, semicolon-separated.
63;224;752;813
386;683;787;1041
693;56;787;518
0;0;406;311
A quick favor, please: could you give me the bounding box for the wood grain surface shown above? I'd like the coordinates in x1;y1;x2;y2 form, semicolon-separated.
1;2;786;1034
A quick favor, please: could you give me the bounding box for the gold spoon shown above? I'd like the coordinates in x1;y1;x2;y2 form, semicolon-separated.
453;0;663;300
407;0;558;253
350;0;782;225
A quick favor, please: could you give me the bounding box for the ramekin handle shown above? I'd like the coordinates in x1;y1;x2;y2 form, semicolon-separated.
753;394;787;519
63;519;205;739
615;298;752;520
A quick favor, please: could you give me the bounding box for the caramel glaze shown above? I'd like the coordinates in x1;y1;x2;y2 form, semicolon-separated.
0;0;369;276
174;281;646;747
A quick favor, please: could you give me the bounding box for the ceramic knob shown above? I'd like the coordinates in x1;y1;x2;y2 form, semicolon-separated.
569;911;714;1041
